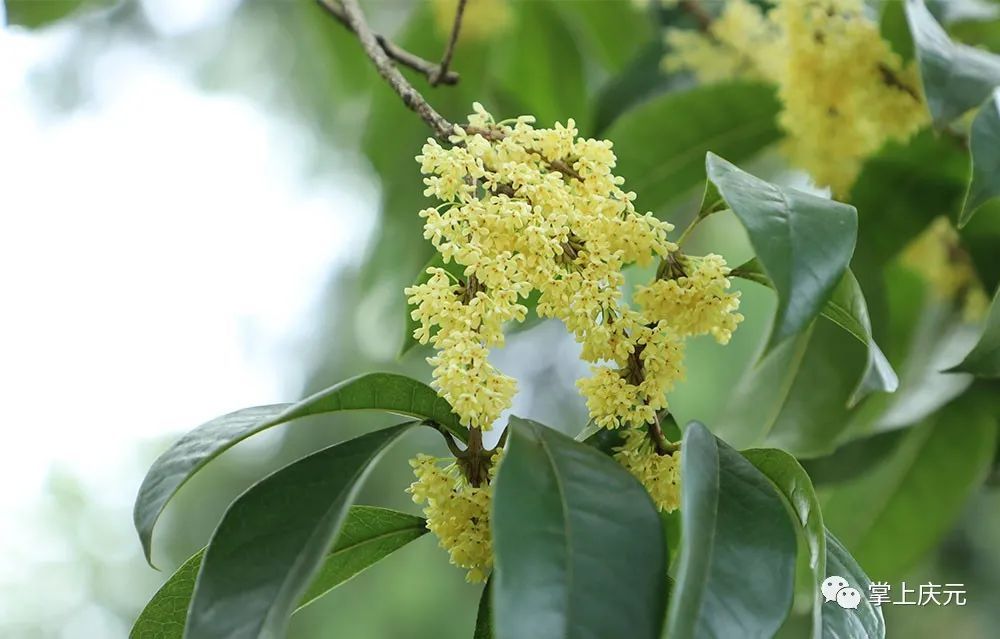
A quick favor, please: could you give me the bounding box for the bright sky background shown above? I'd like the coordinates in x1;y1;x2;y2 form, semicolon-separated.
0;5;377;634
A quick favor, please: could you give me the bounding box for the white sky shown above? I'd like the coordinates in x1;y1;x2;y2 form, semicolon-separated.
0;14;377;633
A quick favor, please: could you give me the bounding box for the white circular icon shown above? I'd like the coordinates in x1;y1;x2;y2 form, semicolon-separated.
821;575;849;602
836;587;862;610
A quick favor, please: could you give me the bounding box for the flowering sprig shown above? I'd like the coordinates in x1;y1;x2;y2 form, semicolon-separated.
664;0;928;194
404;104;745;578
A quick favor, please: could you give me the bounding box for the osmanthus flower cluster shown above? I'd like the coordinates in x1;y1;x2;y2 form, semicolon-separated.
664;0;929;195
405;104;744;577
408;453;500;582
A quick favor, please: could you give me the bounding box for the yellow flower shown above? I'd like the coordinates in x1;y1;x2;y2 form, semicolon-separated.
413;104;677;430
774;0;928;194
635;253;744;344
408;453;500;582
900;217;989;321
665;0;928;195
614;427;681;512
576;321;686;429
664;0;782;84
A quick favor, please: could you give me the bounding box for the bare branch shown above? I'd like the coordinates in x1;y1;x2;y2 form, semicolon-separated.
431;0;468;86
330;0;456;140
317;0;460;87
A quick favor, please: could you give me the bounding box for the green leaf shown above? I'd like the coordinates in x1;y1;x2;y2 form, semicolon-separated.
185;423;416;639
800;430;906;486
960;89;1000;227
906;0;1000;126
706;153;858;349
881;0;915;63
592;40;676;135
607;82;781;213
552;0;651;75
873;299;980;431
665;423;796;639
490;0;587;129
948;285;1000;377
3;0;98;28
134;373;462;565
474;578;494;639
949;17;1000;54
581;412;680;456
492;417;666;639
741;449;826;638
821;532;886;639
821;394;998;578
849;130;969;309
733;260;898;403
714;325;815;450
129;507;426;639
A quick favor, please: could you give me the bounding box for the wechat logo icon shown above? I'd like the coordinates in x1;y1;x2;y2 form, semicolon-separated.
822;576;862;610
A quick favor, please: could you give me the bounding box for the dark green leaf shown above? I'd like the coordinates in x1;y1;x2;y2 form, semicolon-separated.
608;82;781;213
948;286;1000;377
800;430;906;486
474;578;494;639
492;417;666;639
849;130;969;317
129;507;426;639
733;261;897;403
873;301;979;431
581;412;680;456
881;0;915;63
821;394;998;578
552;0;651;75
742;449;826;638
714;325;815;450
490;1;587;129
906;0;1000;126
960;89;1000;227
821;532;886;639
706;153;858;349
665;423;796;639
592;40;677;135
185;423;416;639
578;422;625;455
134;373;462;565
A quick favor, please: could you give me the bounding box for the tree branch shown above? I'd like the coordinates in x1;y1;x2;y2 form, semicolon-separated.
329;0;456;140
431;0;468;86
679;0;712;32
317;0;460;87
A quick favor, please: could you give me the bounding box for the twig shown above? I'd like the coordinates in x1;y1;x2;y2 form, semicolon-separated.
648;412;679;456
877;62;920;101
679;0;712;32
332;0;456;140
432;423;467;457
316;0;458;84
318;0;459;86
674;212;703;247
431;0;468;86
494;426;510;451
